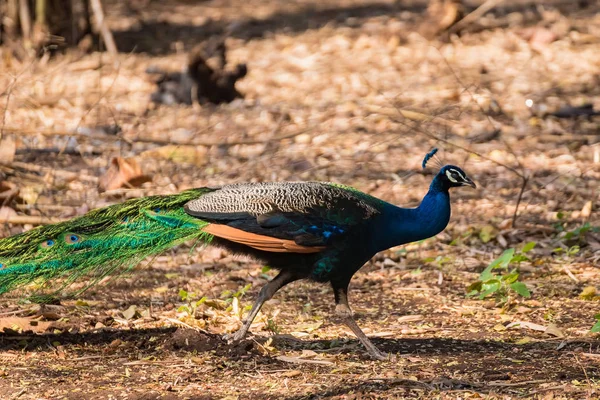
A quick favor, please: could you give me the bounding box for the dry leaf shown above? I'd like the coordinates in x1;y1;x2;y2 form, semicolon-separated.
281;370;302;378
524;27;557;52
141;145;208;166
397;315;424;323
0;181;19;203
0;136;16;164
506;321;564;337
99;157;151;192
581;201;593;219
0;206;17;221
0;317;53;333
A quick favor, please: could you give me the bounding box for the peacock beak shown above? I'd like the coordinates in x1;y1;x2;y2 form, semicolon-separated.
463;178;476;188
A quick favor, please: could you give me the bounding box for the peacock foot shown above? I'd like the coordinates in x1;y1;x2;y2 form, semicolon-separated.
222;328;248;343
368;348;397;361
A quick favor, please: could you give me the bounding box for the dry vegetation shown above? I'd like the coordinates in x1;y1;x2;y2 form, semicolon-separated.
1;0;600;398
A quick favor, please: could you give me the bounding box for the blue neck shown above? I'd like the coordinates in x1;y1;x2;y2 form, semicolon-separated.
374;174;451;251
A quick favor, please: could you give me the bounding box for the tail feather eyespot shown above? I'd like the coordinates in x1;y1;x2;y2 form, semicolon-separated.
40;239;56;248
64;234;82;244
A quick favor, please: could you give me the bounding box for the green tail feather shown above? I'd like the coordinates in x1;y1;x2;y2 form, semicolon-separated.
0;188;214;297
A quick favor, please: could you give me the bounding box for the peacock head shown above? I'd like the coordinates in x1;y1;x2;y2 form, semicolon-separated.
438;165;476;189
422;148;476;190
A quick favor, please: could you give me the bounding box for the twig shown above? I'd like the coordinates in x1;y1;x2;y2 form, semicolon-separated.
562;264;579;283
0;123;316;148
9;387;27;400
18;0;32;43
574;354;592;392
89;0;117;55
448;0;505;34
487;379;548;387
512;174;529;227
162;317;202;332
4;161;99;183
0;215;66;225
0;309;27;317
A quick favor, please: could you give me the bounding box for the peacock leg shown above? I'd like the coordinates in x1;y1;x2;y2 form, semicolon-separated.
226;270;298;342
332;283;389;360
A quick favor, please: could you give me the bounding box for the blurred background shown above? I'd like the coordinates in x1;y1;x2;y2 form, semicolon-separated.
0;0;599;398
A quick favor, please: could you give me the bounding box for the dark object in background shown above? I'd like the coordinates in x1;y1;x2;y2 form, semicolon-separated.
549;104;600;119
148;38;247;105
528;100;600;120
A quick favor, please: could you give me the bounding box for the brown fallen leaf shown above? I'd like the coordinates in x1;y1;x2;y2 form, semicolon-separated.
99;157;151;192
521;27;557;53
506;321;564;338
281;370;302;378
0;316;53;333
0;181;20;204
397;315;424;323
0;136;16;164
0;206;17;221
141;145;208;166
418;0;464;39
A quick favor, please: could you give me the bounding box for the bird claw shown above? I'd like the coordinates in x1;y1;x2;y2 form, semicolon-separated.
369;350;397;361
222;330;246;343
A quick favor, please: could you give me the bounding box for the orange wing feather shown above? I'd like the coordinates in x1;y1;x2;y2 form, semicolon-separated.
202;224;324;254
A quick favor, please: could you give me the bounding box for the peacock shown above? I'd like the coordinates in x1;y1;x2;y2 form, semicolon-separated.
0;149;475;359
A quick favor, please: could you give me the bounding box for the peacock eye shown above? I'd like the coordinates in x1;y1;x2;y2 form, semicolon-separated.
153;208;161;213
41;239;55;248
65;234;81;244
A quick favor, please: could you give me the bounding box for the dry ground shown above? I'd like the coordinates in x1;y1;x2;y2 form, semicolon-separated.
1;0;600;398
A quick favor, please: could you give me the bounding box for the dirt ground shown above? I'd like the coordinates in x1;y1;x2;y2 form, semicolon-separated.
1;0;600;398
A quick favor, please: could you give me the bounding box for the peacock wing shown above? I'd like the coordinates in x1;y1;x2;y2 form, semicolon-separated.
184;182;383;253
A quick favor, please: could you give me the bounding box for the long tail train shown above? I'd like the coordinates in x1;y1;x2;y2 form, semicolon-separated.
0;188;213;296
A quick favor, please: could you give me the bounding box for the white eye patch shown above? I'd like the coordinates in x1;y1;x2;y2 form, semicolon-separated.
445;170;458;183
446;168;466;183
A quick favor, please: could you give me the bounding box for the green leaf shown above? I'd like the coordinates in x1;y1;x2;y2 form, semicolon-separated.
480;264;495;282
466;281;483;293
479;281;501;299
510;282;531;298
479;225;497;244
261;265;271;273
510;254;529;263
179;289;188;301
496;248;515;269
177;305;189;313
521;241;536;253
591;320;600;333
502;272;520;284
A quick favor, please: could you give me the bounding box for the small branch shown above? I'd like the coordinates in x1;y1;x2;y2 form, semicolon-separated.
0;215;67;225
512;174;529;227
18;0;32;43
3;161;99;183
562;264;579;283
1;124;318;148
448;0;504;34
35;0;46;26
89;0;117;55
